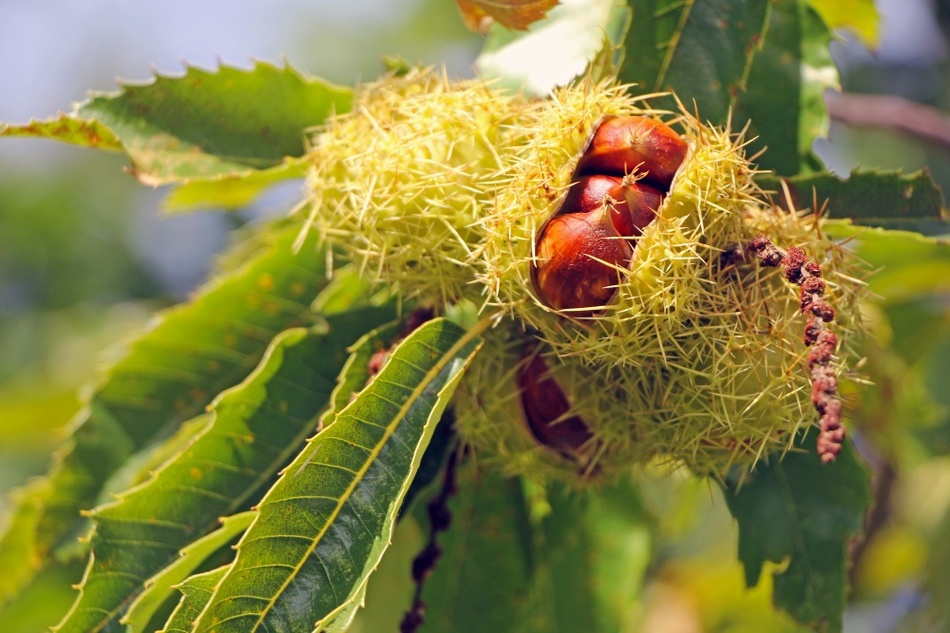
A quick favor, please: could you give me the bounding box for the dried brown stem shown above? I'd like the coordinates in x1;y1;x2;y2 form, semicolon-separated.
400;446;461;633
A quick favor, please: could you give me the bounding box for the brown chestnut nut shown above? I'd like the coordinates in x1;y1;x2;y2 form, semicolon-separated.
556;175;662;237
517;344;592;459
532;205;632;315
606;180;663;238
574;115;687;189
558;174;624;216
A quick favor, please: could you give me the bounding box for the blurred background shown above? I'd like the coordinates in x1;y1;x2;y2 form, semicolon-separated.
1;0;948;631
0;0;480;495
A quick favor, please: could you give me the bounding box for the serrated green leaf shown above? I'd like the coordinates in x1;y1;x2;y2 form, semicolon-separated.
320;323;399;431
77;62;350;185
806;0;879;48
346;515;423;632
620;0;770;125
162;158;308;212
0;115;122;151
56;306;396;633
2;62;350;195
721;428;871;632
0;221;329;605
158;566;228;633
93;414;212;512
759;169;948;225
736;1;838;175
419;464;534;633
475;0;630;96
191;317;485;633
821;220;950;304
122;511;254;632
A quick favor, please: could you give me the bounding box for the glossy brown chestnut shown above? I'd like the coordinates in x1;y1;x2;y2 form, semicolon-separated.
558;174;624;216
532;206;632;315
574;115;688;189
607;180;663;238
557;175;662;237
517;345;592;459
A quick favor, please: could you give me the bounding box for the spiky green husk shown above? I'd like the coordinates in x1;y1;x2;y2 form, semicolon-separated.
305;70;866;482
306;70;519;306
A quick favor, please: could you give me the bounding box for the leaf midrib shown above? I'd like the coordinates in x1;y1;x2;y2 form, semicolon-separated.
237;321;484;632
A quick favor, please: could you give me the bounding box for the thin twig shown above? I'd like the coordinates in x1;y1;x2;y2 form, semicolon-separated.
826;92;950;151
400;446;461;633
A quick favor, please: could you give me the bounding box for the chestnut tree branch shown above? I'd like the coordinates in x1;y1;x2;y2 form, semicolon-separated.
826;92;950;151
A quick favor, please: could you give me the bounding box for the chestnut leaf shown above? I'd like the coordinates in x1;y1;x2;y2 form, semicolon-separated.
620;0;770;126
0;220;330;610
0;62;350;209
412;464;534;632
159;566;228;633
736;0;838;176
188;318;483;633
55;307;395;633
760;169;948;229
721;427;871;633
122;511;255;632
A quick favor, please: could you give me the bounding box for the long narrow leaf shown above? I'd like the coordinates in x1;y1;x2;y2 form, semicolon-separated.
55;306;396;633
759;169;947;225
1;62;351;187
158;567;229;633
0;221;328;604
122;511;255;632
191;317;486;633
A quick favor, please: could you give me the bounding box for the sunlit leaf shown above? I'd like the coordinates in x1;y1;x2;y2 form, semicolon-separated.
162;158;308;212
190;318;485;632
0;62;350;191
0;221;328;605
94;415;213;508
55;307;396;633
822;221;950;300
475;0;630;96
122;512;255;632
722;428;871;632
806;0;879;48
158;567;228;633
456;0;558;32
